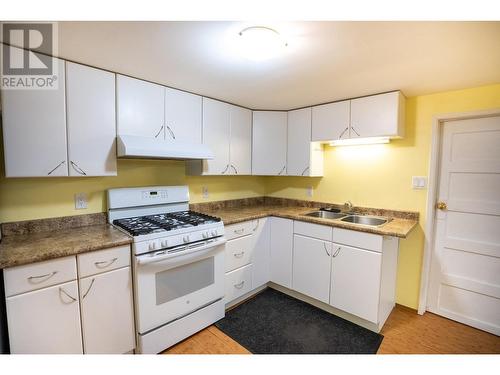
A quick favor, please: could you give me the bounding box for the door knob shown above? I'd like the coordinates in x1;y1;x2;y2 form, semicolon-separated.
436;202;447;210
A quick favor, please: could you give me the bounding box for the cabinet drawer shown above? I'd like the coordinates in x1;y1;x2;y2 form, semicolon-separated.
224;221;256;241
225;264;252;304
77;245;131;278
225;235;253;272
332;227;383;252
294;220;333;242
4;256;77;297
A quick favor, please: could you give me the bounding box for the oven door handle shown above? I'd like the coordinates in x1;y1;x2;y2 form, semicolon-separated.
136;238;227;266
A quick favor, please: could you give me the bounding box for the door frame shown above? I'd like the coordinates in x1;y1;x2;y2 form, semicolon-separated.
417;107;500;315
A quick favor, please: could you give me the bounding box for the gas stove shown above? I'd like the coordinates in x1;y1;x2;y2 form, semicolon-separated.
107;186;224;255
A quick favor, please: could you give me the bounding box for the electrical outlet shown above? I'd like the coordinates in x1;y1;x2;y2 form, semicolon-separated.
202;186;209;199
75;193;88;209
307;186;313;197
412;176;427;190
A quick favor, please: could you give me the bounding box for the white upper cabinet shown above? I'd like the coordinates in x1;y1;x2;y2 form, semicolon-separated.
311;100;350;141
164;87;202;143
252;111;288;176
287;107;323;177
1;55;68;177
66;62;117;176
229;105;252;175
350;91;405;138
116;75;165;139
201;98;231;174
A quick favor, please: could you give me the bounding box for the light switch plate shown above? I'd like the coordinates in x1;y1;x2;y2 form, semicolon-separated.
202;186;209;199
75;192;88;209
412;176;427;190
307;186;313;197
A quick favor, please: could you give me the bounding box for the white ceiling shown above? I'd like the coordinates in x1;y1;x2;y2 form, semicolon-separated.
52;21;500;109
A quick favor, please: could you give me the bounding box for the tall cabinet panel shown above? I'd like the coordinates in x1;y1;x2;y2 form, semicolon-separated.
229;105;252;175
116;75;165;138
66;62;117;176
1;54;68;177
311;100;350;141
201;98;231;175
252;111;288;175
269;218;293;288
164;87;202;143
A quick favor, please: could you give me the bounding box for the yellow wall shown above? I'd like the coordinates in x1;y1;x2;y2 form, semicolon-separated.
266;83;500;308
1;83;499;309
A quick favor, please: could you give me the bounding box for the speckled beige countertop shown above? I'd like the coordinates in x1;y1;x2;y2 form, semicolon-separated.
0;214;132;269
194;203;418;239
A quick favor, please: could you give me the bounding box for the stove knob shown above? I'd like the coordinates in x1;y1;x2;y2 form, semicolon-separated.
183;235;190;243
211;230;218;237
149;242;156;251
161;240;168;248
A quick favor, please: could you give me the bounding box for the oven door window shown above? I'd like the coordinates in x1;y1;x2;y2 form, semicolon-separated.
155;257;215;305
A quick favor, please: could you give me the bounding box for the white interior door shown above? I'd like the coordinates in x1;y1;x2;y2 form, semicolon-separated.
428;115;500;335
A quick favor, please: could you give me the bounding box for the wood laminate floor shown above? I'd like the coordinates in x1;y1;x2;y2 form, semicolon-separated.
163;304;500;354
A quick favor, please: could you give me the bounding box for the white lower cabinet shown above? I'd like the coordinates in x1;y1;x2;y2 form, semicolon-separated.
292;234;332;304
6;280;83;354
225;264;253;303
79;267;135;354
269;217;294;288
329;245;382;323
251;218;270;289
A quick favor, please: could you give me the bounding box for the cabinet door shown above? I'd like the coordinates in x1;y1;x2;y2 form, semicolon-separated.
201;98;230;175
293;234;332;303
6;280;83;354
287;107;312;176
269;217;293;288
1;54;68;177
229;105;252;175
311;100;350;141
66;62;117;176
251;218;271;288
350;91;404;138
165;87;202;143
79;267;135;354
330;245;382;323
116;75;165;138
252;111;288;175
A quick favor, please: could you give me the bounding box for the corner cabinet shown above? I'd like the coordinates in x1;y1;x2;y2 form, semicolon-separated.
252;111;288;176
1;51;117;177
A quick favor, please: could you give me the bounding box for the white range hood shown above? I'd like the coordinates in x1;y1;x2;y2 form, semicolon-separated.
117;135;214;160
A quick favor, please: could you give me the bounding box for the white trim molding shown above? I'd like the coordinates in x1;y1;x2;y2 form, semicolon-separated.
417;107;500;315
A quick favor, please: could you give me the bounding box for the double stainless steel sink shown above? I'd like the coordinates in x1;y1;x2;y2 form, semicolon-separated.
303;209;391;227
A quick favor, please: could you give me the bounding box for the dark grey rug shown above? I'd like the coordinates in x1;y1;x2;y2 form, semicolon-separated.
215;288;383;354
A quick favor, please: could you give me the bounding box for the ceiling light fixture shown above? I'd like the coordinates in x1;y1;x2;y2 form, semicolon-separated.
238;26;287;61
329;137;391;147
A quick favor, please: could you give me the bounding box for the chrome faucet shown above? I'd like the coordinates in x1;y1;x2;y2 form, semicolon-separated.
344;201;353;211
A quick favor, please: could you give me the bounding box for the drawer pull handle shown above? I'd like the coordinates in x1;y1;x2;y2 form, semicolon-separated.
27;271;58;283
234;228;245;234
233;251;245;258
333;247;341;258
323;243;331;256
59;287;77;303
94;257;118;269
234;281;245;289
82;278;96;300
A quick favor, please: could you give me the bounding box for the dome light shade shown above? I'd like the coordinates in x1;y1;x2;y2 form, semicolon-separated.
238;26;287;61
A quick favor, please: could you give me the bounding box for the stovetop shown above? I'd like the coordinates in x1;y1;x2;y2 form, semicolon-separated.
113;210;221;236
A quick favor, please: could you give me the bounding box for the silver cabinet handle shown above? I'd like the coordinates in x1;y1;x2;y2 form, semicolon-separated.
221;164;229;174
333;247;341;257
351;126;360;137
323;242;331;256
234;228;245;234
70;161;87;176
338;127;349;139
155;125;164;138
82;278;95;300
47;160;66;175
94;257;118;269
59;287;77;303
166;125;176;140
253;220;259;232
233;251;245;258
301;166;310;176
27;271;58;283
234;281;245;289
278;165;286;175
231;164;238;174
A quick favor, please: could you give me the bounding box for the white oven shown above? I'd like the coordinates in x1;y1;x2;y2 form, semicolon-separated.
134;237;226;336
